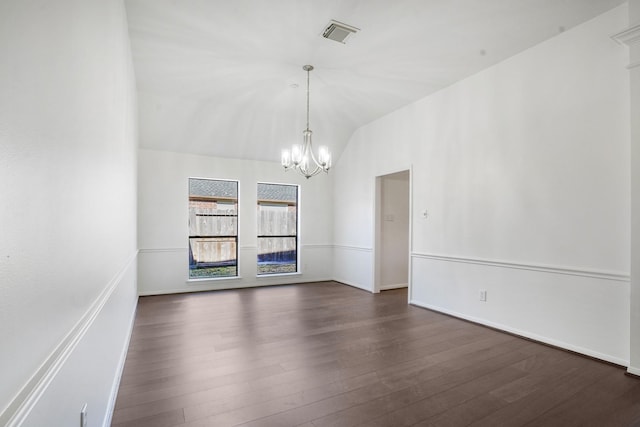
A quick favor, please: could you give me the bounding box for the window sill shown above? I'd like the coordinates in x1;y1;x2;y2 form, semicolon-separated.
186;276;242;285
256;272;302;278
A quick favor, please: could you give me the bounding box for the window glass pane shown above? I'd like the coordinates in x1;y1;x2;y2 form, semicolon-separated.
190;179;238;200
257;183;298;275
188;213;238;236
257;203;296;236
189;178;238;279
189;237;237;278
257;237;297;275
257;183;297;202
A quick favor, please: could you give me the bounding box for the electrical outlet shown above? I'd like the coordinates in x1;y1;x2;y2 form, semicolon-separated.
479;290;487;302
80;404;87;427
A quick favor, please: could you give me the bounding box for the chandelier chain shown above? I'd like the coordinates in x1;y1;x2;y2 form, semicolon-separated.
306;66;310;131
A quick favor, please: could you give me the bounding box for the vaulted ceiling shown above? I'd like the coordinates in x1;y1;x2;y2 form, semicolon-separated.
125;0;625;164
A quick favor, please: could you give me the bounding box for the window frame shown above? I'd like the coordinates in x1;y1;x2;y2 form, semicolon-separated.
187;177;240;281
256;182;300;277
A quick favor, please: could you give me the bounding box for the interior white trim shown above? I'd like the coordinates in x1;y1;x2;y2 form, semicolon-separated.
333;278;370;292
103;300;138;427
410;299;629;367
256;272;302;278
186;276;243;284
626;60;640;70
334;244;373;252
611;23;640;46
627;366;640;377
138;248;185;253
139;287;216;296
0;251;138;427
140;245;334;252
380;283;409;291
411;252;629;282
140;279;328;296
302;244;334;249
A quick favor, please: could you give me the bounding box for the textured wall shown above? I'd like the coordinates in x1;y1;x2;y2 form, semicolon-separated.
137;149;333;295
334;5;631;364
0;0;138;424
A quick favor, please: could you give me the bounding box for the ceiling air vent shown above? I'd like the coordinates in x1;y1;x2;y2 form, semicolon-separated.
322;20;360;44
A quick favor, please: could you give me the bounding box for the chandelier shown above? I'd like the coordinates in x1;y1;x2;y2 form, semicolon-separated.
281;65;331;178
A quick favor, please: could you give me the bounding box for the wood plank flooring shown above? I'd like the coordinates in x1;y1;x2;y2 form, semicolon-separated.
111;281;640;427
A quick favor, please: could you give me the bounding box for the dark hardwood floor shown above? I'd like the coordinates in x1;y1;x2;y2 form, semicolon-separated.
111;281;640;427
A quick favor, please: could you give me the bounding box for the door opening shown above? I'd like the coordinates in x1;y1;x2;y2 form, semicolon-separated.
374;169;410;294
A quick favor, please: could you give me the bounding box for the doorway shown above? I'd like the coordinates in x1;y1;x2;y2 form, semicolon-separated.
374;169;411;294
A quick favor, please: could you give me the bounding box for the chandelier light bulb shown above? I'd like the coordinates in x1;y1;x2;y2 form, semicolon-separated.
318;146;331;167
281;149;291;168
291;144;303;165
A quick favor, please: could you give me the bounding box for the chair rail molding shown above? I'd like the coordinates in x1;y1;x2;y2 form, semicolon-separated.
612;23;640;69
333;244;373;252
411;252;630;282
0;251;138;427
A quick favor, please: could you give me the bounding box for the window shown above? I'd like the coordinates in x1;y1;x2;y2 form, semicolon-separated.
257;183;298;275
188;178;238;279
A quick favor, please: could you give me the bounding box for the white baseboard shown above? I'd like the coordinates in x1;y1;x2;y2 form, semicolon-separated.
333;278;372;293
380;283;408;291
1;253;138;427
103;299;138;427
139;277;334;296
410;299;629;368
627;366;640;376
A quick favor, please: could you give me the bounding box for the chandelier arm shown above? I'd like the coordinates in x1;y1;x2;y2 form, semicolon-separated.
298;144;321;178
298;164;322;179
308;149;329;171
306;141;321;167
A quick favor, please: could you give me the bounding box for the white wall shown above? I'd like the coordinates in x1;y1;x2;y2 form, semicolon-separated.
138;149;333;295
626;0;640;375
334;5;631;364
0;1;138;426
332;140;375;291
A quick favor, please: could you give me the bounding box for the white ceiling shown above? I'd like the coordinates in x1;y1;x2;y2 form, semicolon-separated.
125;0;625;163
